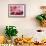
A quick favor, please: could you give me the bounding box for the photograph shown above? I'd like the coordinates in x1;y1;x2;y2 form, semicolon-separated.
8;4;25;17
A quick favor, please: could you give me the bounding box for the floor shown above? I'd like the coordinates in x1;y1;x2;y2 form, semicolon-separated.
14;43;46;46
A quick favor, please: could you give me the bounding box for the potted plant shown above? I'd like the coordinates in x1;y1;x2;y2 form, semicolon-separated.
36;6;46;27
5;26;18;43
36;14;46;27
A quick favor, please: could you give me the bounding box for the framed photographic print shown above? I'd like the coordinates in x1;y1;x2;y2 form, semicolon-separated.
8;4;26;17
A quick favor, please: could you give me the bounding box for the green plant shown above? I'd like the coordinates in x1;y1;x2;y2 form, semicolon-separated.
36;14;46;21
5;26;18;39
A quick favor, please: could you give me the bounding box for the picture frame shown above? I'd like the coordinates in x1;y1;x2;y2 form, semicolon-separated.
8;4;26;17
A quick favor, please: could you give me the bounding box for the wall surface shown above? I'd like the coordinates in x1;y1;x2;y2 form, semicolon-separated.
0;0;46;41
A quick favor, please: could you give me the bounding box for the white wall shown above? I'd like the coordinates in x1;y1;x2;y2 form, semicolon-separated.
0;0;46;39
